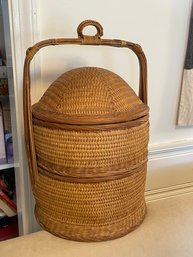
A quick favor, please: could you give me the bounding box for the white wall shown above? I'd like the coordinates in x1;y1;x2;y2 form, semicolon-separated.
33;0;193;148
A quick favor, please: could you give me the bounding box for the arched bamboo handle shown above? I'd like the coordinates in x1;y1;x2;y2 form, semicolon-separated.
23;20;148;186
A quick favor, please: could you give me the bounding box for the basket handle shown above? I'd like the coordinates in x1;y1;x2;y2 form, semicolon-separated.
77;20;103;39
23;20;148;185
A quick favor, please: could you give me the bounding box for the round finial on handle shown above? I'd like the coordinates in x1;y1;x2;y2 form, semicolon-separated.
77;20;103;39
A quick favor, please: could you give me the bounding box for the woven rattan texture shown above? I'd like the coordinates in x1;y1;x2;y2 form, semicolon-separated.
34;166;147;241
33;122;149;181
32;119;148;240
33;67;142;118
23;20;149;242
31;66;149;240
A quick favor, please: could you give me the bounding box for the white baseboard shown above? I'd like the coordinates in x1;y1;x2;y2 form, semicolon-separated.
145;181;193;202
145;140;193;201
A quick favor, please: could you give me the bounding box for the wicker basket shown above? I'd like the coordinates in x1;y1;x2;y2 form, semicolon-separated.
23;20;149;242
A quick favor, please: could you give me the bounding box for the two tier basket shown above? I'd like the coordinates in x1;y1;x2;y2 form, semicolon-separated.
23;20;149;242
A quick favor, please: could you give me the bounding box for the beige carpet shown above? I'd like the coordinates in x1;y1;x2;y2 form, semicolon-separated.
1;193;193;257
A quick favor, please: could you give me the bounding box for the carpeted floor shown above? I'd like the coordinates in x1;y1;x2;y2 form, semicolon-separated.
1;193;193;257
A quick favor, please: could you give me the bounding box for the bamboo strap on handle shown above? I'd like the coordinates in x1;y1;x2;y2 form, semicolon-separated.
23;20;148;186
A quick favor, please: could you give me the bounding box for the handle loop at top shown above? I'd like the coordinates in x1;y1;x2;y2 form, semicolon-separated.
77;20;103;39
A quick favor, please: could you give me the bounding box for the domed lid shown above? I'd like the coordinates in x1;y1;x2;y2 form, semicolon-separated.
32;67;148;125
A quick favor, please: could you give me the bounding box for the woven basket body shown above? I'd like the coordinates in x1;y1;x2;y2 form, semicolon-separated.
23;20;149;242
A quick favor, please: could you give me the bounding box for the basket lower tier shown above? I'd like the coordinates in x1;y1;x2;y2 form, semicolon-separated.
33;164;147;242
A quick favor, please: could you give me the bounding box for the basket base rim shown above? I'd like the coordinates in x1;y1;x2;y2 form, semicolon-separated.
35;205;147;242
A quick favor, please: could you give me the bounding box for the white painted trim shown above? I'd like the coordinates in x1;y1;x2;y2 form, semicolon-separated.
4;0;40;235
149;140;193;158
146;140;193;201
146;182;193;202
0;163;19;171
2;0;27;235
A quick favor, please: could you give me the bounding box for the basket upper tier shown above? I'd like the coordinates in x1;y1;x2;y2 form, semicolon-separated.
32;67;148;125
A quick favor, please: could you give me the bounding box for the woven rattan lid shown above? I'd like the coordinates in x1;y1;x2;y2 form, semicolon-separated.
32;67;148;125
